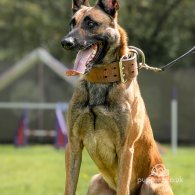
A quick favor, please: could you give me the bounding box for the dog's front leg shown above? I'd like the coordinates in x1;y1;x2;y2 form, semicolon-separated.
65;138;83;195
117;144;135;195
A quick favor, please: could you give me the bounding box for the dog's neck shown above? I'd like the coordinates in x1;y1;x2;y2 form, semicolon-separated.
100;25;129;65
118;25;129;58
85;53;135;107
86;82;113;107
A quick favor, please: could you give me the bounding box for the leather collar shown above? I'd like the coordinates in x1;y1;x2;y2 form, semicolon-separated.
84;52;138;84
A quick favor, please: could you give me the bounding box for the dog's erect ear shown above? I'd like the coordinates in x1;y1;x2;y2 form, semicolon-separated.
96;0;119;17
72;0;90;13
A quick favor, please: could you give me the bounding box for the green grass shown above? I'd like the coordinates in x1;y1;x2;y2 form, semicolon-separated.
163;147;195;195
0;145;194;195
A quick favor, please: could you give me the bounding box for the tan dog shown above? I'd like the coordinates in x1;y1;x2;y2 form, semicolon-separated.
61;0;173;194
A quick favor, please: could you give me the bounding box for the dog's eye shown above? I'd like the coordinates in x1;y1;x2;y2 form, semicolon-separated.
87;21;95;28
83;16;99;30
83;16;98;29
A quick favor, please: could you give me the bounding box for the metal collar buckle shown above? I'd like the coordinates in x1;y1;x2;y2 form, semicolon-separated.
119;50;138;83
119;55;128;83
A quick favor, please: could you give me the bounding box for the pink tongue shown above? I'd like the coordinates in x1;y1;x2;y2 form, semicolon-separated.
66;47;95;76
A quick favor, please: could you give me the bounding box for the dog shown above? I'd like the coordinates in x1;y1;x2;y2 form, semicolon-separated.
61;0;174;194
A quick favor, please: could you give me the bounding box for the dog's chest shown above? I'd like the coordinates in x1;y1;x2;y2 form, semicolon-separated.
72;82;131;146
73;105;128;189
73;105;127;154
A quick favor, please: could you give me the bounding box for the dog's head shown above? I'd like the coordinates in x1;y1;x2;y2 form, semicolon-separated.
61;0;123;75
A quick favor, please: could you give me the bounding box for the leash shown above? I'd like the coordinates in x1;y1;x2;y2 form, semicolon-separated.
128;46;195;72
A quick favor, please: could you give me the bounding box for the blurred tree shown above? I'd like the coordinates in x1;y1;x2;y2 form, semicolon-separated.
119;0;195;67
0;0;74;65
0;0;194;67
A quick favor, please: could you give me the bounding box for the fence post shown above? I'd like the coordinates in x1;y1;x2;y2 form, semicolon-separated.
171;87;178;154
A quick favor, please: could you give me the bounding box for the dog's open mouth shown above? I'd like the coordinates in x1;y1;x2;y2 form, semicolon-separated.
66;42;103;76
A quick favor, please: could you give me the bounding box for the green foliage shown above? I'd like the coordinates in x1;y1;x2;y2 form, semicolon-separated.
0;145;195;195
0;0;194;67
119;0;195;67
0;0;74;63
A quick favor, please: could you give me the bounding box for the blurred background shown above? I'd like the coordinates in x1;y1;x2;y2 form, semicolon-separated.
0;0;195;144
0;0;195;195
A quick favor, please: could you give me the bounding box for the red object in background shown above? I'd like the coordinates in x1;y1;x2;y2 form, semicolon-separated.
14;107;68;148
14;109;28;146
55;107;68;148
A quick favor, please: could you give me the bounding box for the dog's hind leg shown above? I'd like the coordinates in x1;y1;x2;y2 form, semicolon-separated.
139;178;173;195
139;164;174;195
87;174;116;195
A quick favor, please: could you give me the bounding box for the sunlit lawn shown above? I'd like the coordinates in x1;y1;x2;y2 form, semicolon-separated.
0;145;194;195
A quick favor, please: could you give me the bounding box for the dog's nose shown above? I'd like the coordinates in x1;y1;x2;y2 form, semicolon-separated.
61;37;75;50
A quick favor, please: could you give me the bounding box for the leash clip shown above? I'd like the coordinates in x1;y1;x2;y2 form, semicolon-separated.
129;46;145;70
129;46;162;72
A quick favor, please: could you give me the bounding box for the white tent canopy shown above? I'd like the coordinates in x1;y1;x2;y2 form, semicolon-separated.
0;48;77;92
